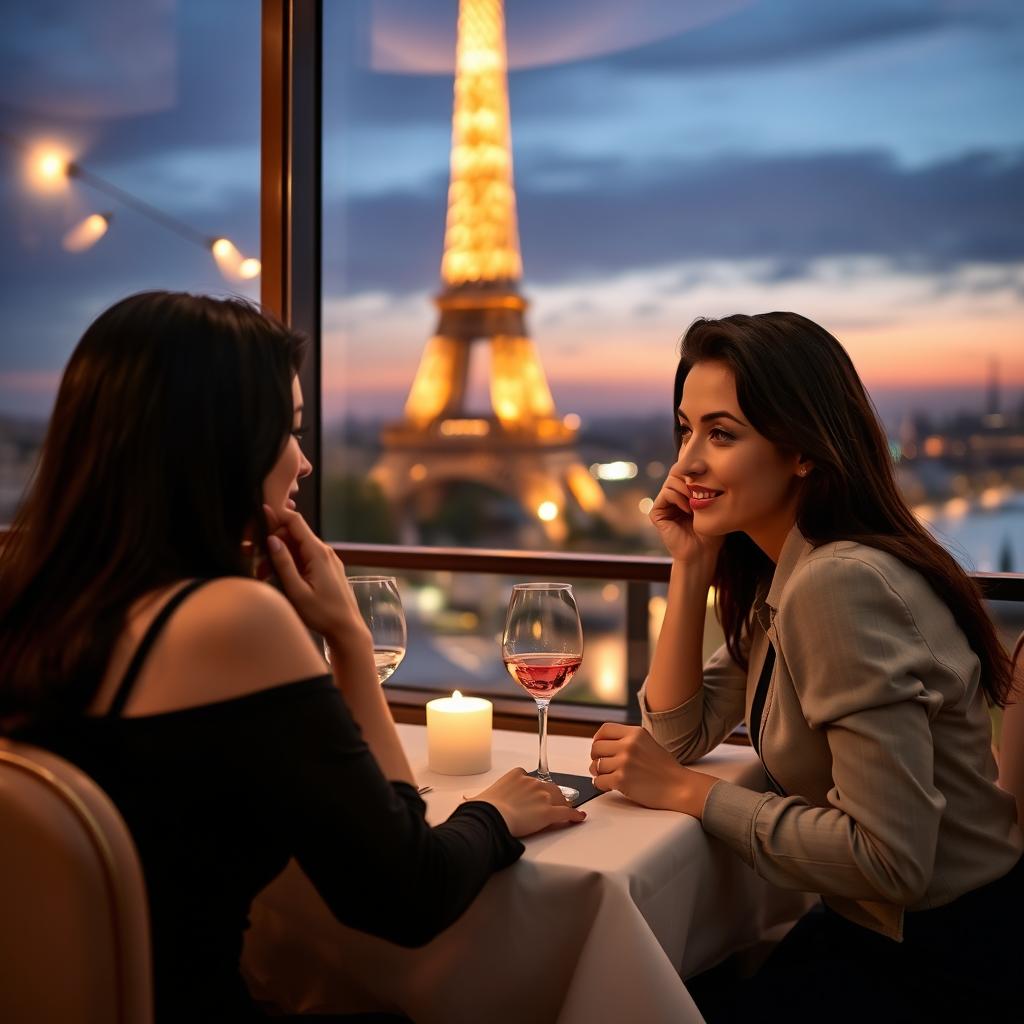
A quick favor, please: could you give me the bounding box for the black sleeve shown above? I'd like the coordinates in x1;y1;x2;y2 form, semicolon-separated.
238;677;524;947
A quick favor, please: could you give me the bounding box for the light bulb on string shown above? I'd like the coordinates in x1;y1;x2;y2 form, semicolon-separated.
27;145;72;192
5;132;261;276
211;236;260;280
238;257;261;279
62;212;112;252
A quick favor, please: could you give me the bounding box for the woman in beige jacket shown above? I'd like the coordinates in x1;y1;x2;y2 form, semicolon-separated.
589;313;1021;1022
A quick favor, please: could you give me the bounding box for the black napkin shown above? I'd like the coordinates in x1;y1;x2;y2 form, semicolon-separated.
528;770;603;807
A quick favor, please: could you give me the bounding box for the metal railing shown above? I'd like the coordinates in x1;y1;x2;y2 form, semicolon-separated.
332;541;1024;725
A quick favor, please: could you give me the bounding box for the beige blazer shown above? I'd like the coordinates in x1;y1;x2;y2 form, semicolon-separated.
640;526;1022;940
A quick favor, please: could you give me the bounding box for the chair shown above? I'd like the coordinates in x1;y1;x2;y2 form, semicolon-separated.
0;738;153;1024
997;632;1024;828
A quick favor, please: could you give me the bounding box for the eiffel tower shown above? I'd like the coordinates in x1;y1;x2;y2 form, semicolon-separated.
372;0;604;544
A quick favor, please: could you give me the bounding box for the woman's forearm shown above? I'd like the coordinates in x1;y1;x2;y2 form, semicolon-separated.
643;560;712;713
326;629;416;785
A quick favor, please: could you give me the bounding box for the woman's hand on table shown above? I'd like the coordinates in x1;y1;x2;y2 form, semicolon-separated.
262;503;372;652
590;724;718;818
468;768;587;837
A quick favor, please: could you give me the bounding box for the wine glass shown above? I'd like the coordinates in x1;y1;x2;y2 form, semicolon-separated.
501;582;584;802
348;575;407;684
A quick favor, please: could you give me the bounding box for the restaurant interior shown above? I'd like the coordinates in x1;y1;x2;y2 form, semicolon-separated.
1;2;1022;1022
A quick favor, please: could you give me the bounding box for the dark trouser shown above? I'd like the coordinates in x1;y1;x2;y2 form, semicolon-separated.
696;855;1024;1024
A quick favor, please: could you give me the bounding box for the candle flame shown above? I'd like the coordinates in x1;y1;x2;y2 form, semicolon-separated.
452;689;463;700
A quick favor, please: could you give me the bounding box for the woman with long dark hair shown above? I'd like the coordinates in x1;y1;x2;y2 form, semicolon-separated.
0;291;585;1023
588;313;1021;1021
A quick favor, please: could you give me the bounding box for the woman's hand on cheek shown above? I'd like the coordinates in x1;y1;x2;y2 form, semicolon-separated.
649;469;723;575
262;503;302;569
589;723;718;817
262;505;370;649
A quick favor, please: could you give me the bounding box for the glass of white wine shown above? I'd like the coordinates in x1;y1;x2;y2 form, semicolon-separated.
348;575;407;684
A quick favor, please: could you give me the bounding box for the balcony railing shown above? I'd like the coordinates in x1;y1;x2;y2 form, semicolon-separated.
2;528;1019;733
332;542;1024;732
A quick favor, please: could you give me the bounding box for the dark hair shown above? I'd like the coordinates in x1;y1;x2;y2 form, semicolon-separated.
0;291;306;719
674;312;1012;707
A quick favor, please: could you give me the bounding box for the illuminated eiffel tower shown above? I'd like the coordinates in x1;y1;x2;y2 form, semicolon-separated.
373;0;604;544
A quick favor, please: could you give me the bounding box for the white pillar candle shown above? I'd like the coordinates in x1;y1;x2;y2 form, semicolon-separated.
426;690;492;775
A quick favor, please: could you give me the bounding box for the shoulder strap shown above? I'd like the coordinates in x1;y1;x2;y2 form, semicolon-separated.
106;579;215;718
748;640;785;795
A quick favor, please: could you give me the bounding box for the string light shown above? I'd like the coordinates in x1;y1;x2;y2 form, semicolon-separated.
2;130;259;280
211;237;262;281
62;212;112;252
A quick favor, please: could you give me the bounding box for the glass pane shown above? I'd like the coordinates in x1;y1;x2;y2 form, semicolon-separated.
322;1;1023;567
0;1;260;524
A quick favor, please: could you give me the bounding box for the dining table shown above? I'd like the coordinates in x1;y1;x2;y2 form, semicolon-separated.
241;722;814;1023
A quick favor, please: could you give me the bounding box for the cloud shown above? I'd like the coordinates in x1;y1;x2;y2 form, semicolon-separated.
0;0;260;146
605;0;1022;75
327;147;1024;296
0;1;177;120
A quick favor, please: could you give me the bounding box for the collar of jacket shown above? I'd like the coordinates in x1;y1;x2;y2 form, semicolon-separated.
753;523;815;634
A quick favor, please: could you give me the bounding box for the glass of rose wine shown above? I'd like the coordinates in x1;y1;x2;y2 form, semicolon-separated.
501;582;584;802
347;576;407;684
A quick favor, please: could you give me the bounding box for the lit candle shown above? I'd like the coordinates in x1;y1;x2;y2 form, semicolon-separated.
426;690;492;775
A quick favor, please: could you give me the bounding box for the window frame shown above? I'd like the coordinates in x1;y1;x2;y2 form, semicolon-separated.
261;0;322;530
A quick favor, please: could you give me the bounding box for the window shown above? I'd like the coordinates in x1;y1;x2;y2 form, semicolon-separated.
321;2;1023;565
318;2;1024;708
0;0;261;522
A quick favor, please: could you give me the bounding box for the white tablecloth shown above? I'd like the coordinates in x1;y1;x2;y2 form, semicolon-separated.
242;724;812;1023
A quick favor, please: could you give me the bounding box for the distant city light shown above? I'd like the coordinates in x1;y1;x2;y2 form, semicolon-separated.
979;486;1007;509
912;504;933;525
562;413;581;430
646;461;665;478
943;497;969;519
536;500;559;521
417;585;444;615
590;461;638;481
648;595;668;636
62;213;111;252
601;583;620;602
923;436;944;458
589;635;623;703
638;496;654;515
409;463;428;482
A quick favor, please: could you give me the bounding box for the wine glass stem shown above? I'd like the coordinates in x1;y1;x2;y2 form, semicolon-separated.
535;699;552;782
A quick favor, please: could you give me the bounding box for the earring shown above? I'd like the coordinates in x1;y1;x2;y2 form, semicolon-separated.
798;466;809;477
